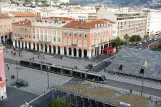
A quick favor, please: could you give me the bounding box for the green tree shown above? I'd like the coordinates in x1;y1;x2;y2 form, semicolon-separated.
129;35;142;43
46;100;69;107
124;34;130;44
111;37;124;51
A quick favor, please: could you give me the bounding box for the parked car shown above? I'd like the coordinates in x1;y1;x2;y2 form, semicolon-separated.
138;42;142;45
86;64;93;69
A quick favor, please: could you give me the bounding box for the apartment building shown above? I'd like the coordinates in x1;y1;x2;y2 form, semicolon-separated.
145;11;161;37
104;12;147;39
12;17;113;58
0;12;35;44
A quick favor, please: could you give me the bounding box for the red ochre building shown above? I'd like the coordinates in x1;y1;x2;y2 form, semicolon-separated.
12;17;114;58
0;46;7;100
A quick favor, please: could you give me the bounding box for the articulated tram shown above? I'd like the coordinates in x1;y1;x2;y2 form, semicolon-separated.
20;60;106;83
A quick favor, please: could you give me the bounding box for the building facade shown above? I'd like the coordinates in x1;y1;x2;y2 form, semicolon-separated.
12;18;112;58
146;11;161;37
0;13;35;44
103;12;147;39
116;12;147;39
0;46;7;101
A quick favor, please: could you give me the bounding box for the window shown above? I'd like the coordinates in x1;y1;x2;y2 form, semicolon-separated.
79;33;82;37
64;38;66;45
33;35;35;39
73;39;76;44
68;39;71;45
74;33;76;37
92;33;94;38
28;35;30;38
84;34;87;38
84;40;87;47
64;32;66;36
68;32;71;36
15;33;16;36
78;40;82;46
54;38;56;42
58;38;60;43
37;35;39;40
45;37;47;41
92;40;94;45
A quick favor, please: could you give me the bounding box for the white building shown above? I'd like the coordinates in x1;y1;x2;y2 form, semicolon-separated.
146;11;161;37
58;0;69;3
104;12;147;39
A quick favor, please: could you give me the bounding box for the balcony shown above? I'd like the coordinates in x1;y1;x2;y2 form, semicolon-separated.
39;40;51;44
71;44;77;47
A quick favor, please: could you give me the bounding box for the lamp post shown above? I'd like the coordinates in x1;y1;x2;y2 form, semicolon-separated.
16;59;19;81
47;66;49;89
140;60;148;96
39;49;43;74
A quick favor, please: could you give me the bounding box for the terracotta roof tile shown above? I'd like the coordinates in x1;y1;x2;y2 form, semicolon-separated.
64;19;113;29
11;12;35;17
101;18;116;24
13;20;31;26
0;14;10;19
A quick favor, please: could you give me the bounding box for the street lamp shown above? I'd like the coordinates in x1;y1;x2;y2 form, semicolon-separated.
140;60;148;96
47;66;49;89
16;58;19;81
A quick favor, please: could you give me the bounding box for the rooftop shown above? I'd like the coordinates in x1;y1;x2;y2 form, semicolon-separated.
107;47;161;81
12;20;31;26
56;84;150;107
64;19;113;29
0;14;10;19
10;12;35;17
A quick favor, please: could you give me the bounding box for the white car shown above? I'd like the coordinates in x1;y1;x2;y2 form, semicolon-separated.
138;42;142;45
143;40;146;43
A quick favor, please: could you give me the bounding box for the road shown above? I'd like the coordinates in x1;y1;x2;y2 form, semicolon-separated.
0;86;38;107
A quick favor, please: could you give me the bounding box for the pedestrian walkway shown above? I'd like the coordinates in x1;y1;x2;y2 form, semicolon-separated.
4;63;72;95
3;48;96;71
105;73;161;90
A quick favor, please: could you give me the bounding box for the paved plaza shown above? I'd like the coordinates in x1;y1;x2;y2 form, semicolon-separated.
0;86;37;107
4;62;72;95
4;49;96;71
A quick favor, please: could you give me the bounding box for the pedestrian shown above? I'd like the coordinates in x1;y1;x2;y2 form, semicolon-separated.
6;64;8;67
1;96;3;101
38;55;39;59
12;75;15;79
8;67;9;70
130;89;132;94
33;57;34;60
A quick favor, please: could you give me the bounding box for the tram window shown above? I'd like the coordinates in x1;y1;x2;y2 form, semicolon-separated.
42;65;48;71
73;71;77;77
80;73;85;78
20;60;30;66
63;69;70;75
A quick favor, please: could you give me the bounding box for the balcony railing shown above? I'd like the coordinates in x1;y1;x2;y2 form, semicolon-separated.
71;44;77;46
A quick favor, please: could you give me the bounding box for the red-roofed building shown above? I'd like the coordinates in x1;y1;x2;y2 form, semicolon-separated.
0;13;36;44
0;46;7;100
12;18;113;58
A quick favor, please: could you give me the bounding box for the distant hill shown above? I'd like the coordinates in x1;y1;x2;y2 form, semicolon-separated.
71;0;153;6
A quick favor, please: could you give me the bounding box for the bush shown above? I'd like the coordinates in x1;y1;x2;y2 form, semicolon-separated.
46;100;69;107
